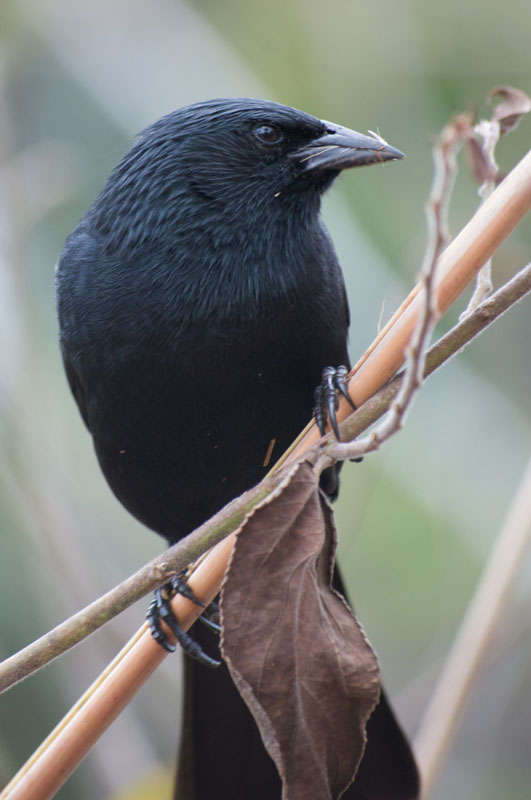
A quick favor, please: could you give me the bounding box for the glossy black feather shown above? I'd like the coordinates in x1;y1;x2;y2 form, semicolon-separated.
56;98;418;799
57;99;350;541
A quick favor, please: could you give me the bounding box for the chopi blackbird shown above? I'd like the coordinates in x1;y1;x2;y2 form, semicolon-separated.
56;98;419;799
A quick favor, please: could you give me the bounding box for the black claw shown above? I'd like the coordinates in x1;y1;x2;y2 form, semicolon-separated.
156;590;221;668
146;578;221;668
328;403;340;439
313;385;327;436
335;365;356;410
313;365;355;440
147;597;177;653
170;573;206;608
199;614;222;634
323;367;340;438
199;599;221;632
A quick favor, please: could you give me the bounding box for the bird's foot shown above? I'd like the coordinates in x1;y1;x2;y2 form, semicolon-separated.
313;366;363;462
313;365;356;439
147;573;221;668
169;574;221;632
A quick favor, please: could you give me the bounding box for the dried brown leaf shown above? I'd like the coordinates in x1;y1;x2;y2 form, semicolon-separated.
220;461;380;800
489;85;531;134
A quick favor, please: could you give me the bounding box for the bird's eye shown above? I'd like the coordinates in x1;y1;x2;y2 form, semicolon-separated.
253;124;283;146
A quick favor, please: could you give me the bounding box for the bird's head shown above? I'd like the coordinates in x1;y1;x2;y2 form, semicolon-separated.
163;98;403;202
91;98;403;251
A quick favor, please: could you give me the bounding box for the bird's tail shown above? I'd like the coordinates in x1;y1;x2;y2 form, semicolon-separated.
174;567;419;800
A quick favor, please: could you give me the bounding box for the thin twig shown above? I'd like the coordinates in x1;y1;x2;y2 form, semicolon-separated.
423;112;474;271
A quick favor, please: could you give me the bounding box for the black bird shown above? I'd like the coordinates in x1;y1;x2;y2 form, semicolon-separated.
56;98;419;799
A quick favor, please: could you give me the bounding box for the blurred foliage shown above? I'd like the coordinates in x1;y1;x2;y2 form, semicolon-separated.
0;1;530;799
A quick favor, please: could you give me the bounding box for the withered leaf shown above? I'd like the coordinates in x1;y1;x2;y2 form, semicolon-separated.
220;461;381;800
489;85;531;134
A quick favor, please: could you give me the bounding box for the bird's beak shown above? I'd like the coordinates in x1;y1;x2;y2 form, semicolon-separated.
293;122;404;173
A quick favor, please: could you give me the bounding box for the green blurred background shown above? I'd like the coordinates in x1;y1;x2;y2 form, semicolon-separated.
1;1;530;798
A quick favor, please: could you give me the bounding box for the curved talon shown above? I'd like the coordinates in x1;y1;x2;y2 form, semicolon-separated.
171;574;220;630
313;385;326;436
147;597;176;653
156;590;221;668
199;614;222;634
323;367;340;439
146;578;221;668
170;572;206;608
199;599;221;633
314;365;355;440
335;365;356;410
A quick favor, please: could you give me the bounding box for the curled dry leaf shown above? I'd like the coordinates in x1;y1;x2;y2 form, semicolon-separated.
220;461;381;800
489;85;531;135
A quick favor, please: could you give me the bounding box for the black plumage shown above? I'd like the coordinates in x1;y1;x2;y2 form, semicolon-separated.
56;98;418;799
